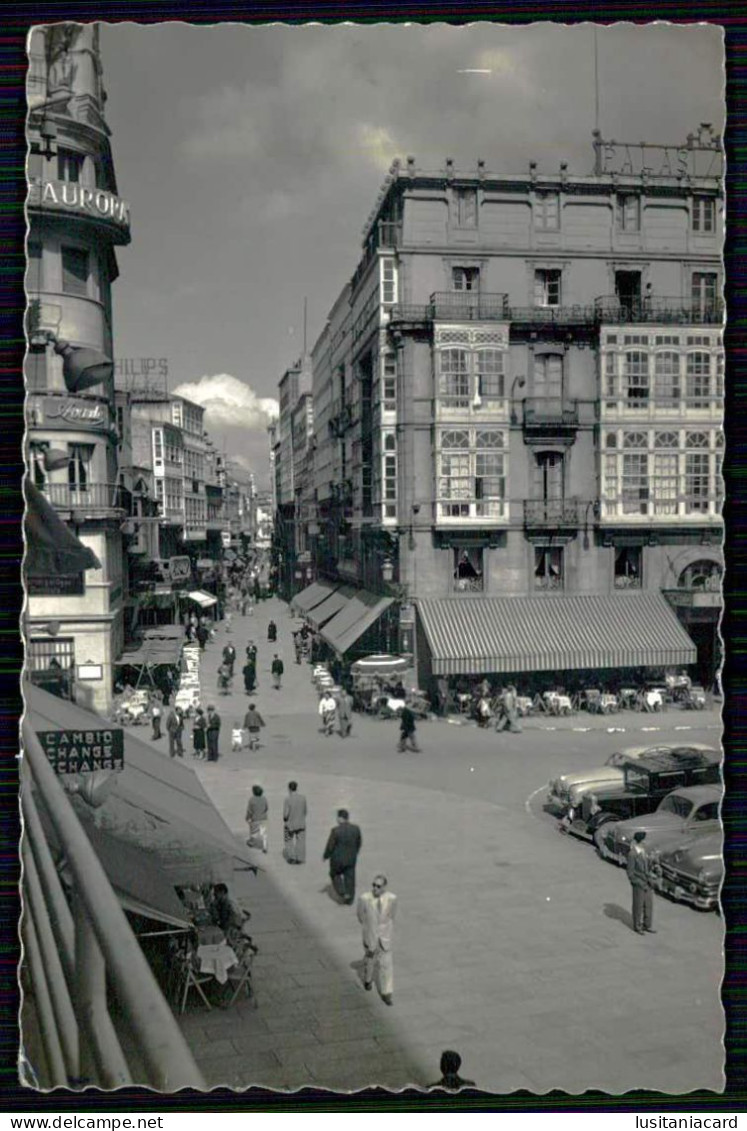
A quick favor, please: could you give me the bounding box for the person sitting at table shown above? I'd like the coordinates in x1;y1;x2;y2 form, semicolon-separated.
391;680;406;700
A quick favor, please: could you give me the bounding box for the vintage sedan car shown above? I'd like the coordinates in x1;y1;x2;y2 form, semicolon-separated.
546;744;717;817
597;783;722;865
564;748;721;843
648;830;723;912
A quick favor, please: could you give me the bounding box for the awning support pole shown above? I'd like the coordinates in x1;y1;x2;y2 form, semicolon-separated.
73;892;132;1088
21;784;75;979
21;910;68;1088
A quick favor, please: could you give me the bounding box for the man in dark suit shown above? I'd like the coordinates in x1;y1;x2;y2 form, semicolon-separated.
627;829;656;935
323;808;362;905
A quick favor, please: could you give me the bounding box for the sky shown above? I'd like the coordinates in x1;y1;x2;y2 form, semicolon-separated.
98;21;724;487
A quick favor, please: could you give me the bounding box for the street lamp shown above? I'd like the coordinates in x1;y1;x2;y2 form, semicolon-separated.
510;376;526;424
33;328;113;393
583;500;599;550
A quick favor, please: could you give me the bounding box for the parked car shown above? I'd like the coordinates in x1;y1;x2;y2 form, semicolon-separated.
597;783;722;865
648;830;723;912
546;744;717;817
563;748;721;843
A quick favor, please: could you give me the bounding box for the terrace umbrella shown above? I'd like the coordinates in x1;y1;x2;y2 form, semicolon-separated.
350;654;409;677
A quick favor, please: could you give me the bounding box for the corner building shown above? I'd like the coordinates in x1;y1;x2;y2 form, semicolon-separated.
25;24;131;714
307;131;723;690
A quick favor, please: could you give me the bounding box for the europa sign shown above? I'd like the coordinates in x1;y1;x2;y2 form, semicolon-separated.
28;179;131;235
36;728;125;775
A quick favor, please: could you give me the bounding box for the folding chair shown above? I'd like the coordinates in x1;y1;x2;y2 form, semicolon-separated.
223;953;255;1008
179;954;214;1014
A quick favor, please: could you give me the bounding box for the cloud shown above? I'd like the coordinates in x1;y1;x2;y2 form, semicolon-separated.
171;373;279;431
356;123;402;170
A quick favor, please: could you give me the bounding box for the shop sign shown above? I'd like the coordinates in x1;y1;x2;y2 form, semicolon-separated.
30;396;108;431
27;573;84;596
37;728;124;774
168;556;192;583
29;179;131;234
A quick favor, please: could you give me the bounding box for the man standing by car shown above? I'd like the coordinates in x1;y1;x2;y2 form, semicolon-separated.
627;830;656;935
323;808;362;904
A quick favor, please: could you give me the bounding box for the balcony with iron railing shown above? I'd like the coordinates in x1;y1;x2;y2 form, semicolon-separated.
522;397;580;431
595;296;724;325
524;497;585;527
41;482;128;516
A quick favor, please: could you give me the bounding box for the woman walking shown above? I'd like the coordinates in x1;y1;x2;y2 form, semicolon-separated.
192;707;206;759
246;784;268;853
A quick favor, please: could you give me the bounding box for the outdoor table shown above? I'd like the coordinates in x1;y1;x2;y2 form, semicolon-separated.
196;941;239;985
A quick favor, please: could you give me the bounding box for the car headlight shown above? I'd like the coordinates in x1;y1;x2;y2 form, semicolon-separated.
618;832;628;843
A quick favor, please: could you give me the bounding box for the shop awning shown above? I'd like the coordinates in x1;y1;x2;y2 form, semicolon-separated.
291;580;339;616
23;479;101;575
116;638;183;668
79;825;190;930
320;590;394;656
184;590;218;609
418;593;697;676
142;626;185;642
307;586;357;630
24;684;256;885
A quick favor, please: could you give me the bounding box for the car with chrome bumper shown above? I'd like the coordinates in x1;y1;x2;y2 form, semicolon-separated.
563;748;721;844
546;744;717;817
597;784;722;865
648;830;723;911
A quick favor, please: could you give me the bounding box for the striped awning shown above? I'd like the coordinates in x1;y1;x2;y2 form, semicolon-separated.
418;593;697;676
307;586;357;630
320;591;394;656
291;580;338;616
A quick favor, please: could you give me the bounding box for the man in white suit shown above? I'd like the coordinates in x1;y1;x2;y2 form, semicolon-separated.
356;874;398;1005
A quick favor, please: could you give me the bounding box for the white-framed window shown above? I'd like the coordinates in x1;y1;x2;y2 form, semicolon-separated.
452;266;480;292
686;352;711;407
624;351;650;407
617;194;641;232
454;187;478;228
475;349;505;401
28;441;48;488
654;352;681;405
61;246;89;297
692;196;716;233
535;191;560;231
534;268;561;307
382;431;397;518
614;546;642;588
438;348;470;407
153;428;163;466
691;271;719;312
381;351;397;411
381;258;397;305
602;428;722;519
437;427;506;519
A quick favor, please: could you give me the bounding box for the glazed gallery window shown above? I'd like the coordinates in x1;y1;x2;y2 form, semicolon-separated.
381;258;397;305
534;547;563;590
691;196;715;233
453;188;478;228
453;547;484;592
438;349;470;407
382;432;397;519
474;350;505;401
437;428;506;519
624;351;649;407
602;429;722;517
437;347;507;409
534;192;560;231
381;352;397;412
604;343;723;408
61;246;89;297
685;352;712;408
617;194;641;232
691;272;719;313
534;269;561;307
452;266;480;292
654;352;681;405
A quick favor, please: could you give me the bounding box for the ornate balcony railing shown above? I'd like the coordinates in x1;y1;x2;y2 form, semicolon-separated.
508;304;597;326
522;397;580;428
524;498;583;526
430;291;510;321
595;295;724;325
41;482;127;514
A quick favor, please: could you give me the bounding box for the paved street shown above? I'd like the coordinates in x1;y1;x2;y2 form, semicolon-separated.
171;598;724;1093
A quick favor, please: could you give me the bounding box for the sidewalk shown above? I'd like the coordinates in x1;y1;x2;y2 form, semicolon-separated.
179;597;724;1094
